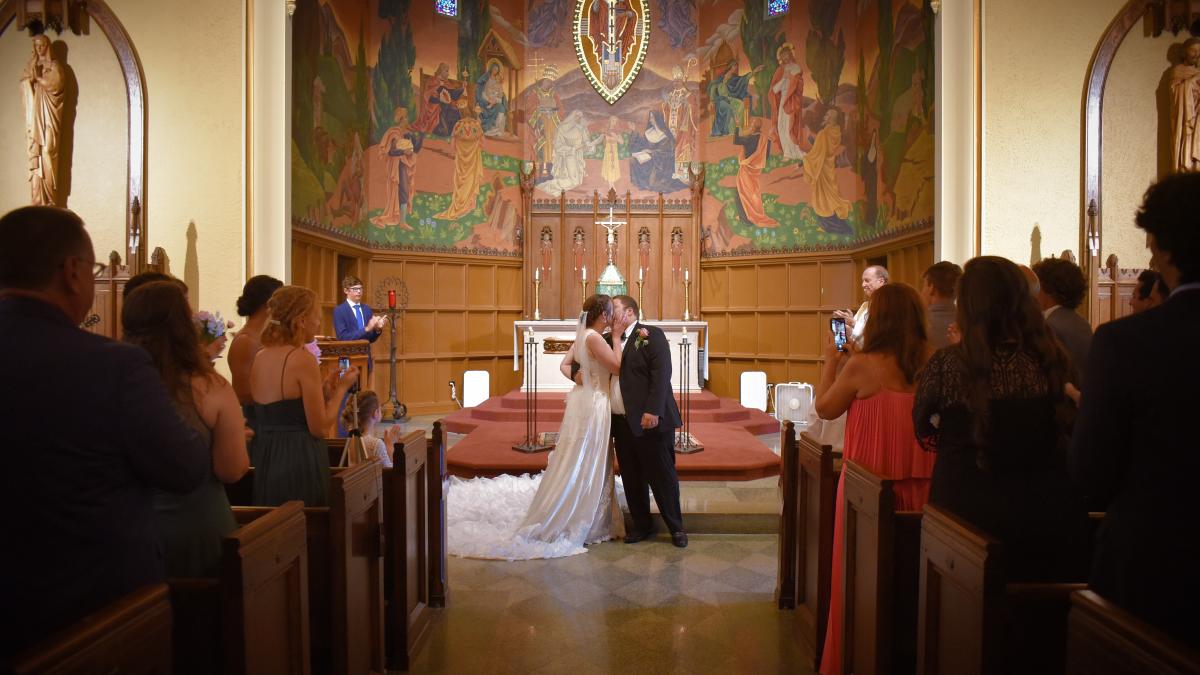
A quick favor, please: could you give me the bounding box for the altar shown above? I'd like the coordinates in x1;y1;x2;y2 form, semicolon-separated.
513;320;708;393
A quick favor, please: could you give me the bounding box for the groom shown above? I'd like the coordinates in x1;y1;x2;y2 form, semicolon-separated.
608;295;686;547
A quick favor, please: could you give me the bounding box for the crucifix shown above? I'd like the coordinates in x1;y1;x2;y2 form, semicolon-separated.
597;206;625;264
594;206;628;297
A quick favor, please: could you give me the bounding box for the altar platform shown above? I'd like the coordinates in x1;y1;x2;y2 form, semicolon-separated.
442;389;781;481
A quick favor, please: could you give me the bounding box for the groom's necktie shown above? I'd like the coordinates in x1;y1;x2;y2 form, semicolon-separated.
354;304;365;330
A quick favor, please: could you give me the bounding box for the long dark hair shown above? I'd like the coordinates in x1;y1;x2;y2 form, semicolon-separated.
954;257;1072;462
122;280;216;405
860;283;929;385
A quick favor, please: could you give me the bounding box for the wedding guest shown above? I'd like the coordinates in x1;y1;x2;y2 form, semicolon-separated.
921;261;962;350
1033;257;1092;385
914;256;1090;583
1071;172;1200;649
251;285;358;506
228;275;283;463
815;283;935;675
834;264;888;349
333;274;385;348
124;270;186;298
341;390;402;468
122;281;249;577
1129;269;1168;314
0;206;208;658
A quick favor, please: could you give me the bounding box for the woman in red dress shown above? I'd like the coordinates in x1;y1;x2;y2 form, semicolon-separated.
813;283;936;675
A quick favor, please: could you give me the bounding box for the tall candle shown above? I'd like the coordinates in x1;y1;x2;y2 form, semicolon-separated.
582;266;587;282
638;267;644;282
534;266;540;282
685;268;689;282
388;289;396;309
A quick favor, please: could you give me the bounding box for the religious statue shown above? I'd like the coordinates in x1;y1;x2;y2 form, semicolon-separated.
20;35;65;207
1169;38;1200;173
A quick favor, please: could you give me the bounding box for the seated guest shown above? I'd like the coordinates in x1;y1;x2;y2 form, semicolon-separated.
921;261;963;350
0;206;208;658
122;281;249;577
1070;172;1200;649
251;285;359;506
815;283;935;675
833;264;888;349
1032;257;1092;385
228;274;283;463
1129;268;1168;314
914;256;1090;583
342;390;402;468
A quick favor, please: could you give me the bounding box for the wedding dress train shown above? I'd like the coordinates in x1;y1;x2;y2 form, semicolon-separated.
447;326;625;560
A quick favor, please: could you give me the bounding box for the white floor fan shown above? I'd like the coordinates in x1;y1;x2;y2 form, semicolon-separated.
773;382;814;427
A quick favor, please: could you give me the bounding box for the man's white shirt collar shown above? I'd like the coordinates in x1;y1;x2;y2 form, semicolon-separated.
346;299;360;308
623;323;636;340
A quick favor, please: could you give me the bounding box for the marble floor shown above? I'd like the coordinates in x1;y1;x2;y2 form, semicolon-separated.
406;534;813;674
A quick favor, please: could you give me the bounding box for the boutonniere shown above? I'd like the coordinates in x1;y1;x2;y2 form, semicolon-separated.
634;327;650;350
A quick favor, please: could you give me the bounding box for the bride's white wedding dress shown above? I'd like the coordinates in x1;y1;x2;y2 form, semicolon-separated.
447;326;625;560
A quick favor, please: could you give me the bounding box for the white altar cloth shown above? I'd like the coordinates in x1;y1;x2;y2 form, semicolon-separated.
513;320;708;393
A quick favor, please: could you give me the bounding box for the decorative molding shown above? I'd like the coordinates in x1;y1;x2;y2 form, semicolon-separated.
702;220;934;259
543;338;574;354
572;0;650;105
285;0;296;17
292;217;523;258
930;0;940;15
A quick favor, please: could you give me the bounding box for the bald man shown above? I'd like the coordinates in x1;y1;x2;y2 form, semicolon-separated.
834;265;889;349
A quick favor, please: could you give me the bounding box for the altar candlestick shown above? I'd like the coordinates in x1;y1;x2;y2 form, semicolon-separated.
683;271;692;321
534;266;540;282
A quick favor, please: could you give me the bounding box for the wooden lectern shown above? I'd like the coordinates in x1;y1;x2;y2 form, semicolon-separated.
315;337;371;436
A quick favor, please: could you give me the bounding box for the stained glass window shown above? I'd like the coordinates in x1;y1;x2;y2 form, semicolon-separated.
435;0;457;18
767;0;789;18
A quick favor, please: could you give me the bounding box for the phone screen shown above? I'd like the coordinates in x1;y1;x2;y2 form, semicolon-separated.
830;318;848;352
338;357;350;373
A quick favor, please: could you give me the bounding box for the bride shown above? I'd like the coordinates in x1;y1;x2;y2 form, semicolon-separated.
447;294;629;560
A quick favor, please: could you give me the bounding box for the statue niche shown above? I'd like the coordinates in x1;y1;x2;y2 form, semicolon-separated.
20;33;76;207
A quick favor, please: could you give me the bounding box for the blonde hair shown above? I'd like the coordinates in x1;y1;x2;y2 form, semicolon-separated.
261;285;318;347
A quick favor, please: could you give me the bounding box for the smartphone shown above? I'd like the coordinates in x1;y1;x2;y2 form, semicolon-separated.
830;318;848;352
338;357;350;374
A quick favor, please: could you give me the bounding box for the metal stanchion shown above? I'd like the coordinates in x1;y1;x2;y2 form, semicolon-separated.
675;329;703;454
513;330;552;453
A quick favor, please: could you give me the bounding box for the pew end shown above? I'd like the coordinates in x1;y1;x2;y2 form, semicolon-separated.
1067;590;1200;674
786;429;838;669
5;584;173;675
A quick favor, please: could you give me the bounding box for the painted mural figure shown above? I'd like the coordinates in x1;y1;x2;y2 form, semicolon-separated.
629;110;687;194
476;62;509;137
1170;37;1200;173
20;35;64;207
372;107;422;230
526;65;563;176
662;64;698;181
769;43;807;161
435;101;485;221
544;110;602;195
707;45;761;138
312;75;325;131
413;63;465;137
601;115;626;188
803;108;853;234
588;0;638;89
733;119;780;228
331;132;366;224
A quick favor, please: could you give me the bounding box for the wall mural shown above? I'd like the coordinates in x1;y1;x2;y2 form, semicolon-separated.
289;0;933;257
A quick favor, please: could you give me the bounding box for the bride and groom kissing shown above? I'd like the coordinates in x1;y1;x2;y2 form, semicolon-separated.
445;294;686;560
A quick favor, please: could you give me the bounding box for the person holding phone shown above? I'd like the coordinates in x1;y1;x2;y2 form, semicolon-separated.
833;265;888;350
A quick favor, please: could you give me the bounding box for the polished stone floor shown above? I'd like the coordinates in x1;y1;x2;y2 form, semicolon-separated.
407;535;812;674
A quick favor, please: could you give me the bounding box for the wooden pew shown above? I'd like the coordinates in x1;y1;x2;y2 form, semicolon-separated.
785;429;839;668
170;500;310;675
777;421;799;610
5;584;172;675
230;462;385;675
1066;590;1200;674
840;459;923;675
916;505;1089;675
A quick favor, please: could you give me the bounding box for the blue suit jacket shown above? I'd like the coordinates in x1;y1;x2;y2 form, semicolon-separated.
333;301;381;343
0;297;210;658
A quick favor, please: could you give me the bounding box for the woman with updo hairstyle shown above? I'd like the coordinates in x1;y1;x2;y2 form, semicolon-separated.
913;256;1090;583
227;275;283;462
340;390;402;467
122;280;249;577
250;285;359;506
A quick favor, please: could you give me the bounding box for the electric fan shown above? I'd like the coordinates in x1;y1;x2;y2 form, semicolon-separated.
774;382;814;426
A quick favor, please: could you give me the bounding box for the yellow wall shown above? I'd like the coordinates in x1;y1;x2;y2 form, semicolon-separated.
0;1;245;374
1101;29;1179;271
980;0;1127;264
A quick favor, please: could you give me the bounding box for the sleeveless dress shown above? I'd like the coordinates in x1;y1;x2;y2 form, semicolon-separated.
153;399;238;578
446;328;624;560
252;349;330;507
819;389;935;675
242;403;259;466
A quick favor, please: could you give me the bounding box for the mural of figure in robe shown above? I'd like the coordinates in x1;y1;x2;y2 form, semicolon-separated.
804;108;853;234
1169;37;1200;173
629;109;688;194
413;62;465;137
542;110;602;195
707;43;761;137
733;118;779;228
526;65;563;177
20;34;65;207
330;132;366;225
435;101;485;221
601;115;627;189
587;0;639;89
476;61;509;137
769;43;807;161
372;107;423;230
662;64;698;182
